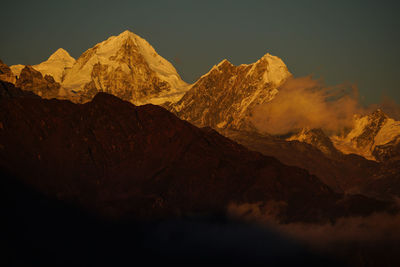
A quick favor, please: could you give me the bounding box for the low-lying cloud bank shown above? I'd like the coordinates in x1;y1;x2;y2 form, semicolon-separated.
251;76;363;135
228;202;400;265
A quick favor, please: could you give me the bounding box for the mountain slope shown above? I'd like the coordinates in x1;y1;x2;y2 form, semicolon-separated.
0;82;391;223
167;54;291;130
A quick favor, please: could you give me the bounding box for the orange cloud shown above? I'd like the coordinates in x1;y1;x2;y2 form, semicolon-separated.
251;76;362;135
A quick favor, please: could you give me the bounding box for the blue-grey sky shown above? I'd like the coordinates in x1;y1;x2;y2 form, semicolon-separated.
1;0;399;105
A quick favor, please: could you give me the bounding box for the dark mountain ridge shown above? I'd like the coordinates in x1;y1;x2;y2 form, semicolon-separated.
0;81;392;224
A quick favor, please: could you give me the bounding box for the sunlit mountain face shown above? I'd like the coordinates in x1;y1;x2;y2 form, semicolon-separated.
2;30;400;266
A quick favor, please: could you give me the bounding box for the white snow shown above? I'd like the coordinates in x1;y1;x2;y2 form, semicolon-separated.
10;49;75;83
246;53;291;87
375;118;400;146
33;48;75;83
260;53;291;86
61;30;189;102
343;115;369;142
9;64;25;77
332;112;400;160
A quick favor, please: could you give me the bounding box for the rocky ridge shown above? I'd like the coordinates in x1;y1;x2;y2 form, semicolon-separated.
167;54;291;130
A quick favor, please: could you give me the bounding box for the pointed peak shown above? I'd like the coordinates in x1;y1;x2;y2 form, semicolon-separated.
116;30;138;39
257;52;284;64
217;59;233;67
261;53;273;59
48;48;75;61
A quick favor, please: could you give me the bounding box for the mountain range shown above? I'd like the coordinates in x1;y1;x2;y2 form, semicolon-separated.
4;30;399;163
2;30;399;197
2;29;400;266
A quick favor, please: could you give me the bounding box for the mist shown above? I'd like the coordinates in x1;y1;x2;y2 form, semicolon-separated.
251;76;362;135
228;202;400;265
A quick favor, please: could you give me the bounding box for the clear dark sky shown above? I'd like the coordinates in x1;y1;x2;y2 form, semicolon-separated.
1;0;399;105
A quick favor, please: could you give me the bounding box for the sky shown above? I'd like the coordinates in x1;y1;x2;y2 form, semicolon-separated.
1;0;399;105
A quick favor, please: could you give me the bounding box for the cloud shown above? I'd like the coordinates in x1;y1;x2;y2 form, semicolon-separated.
228;201;400;264
250;76;362;135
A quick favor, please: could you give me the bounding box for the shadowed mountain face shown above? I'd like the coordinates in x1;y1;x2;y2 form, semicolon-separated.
221;129;380;194
0;81;392;223
15;65;61;98
0;59;16;84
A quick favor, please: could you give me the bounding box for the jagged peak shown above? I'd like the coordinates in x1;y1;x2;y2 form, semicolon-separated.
197;59;234;80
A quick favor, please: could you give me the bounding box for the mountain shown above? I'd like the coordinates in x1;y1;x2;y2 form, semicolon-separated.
167;54;291;130
332;109;400;161
0;81;392;223
10;30;189;105
32;48;75;83
10;48;75;83
62;30;189;105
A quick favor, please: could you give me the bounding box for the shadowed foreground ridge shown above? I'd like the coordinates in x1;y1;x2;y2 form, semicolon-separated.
0;80;393;223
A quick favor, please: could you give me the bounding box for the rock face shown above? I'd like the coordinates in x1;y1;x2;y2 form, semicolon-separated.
61;30;188;104
0;88;391;223
332;109;400;161
0;59;16;84
15;66;61;99
168;54;291;130
221;128;379;194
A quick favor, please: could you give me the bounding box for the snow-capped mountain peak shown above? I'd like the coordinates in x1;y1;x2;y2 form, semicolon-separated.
9;30;189;105
250;53;290;86
332;109;400;160
10;48;75;83
34;48;75;83
168;53;291;130
47;48;75;62
61;30;189;104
